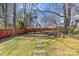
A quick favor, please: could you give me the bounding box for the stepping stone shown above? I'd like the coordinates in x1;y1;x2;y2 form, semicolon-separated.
36;44;44;48
36;45;44;47
33;53;46;56
35;46;44;49
33;50;46;56
33;38;46;56
35;43;45;50
34;50;46;53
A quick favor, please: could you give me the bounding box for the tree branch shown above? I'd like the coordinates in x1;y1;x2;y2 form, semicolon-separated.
37;9;63;17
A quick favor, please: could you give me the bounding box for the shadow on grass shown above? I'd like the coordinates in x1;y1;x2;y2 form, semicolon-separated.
0;36;14;44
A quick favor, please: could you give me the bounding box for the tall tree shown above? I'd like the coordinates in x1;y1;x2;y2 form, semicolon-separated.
4;3;8;28
1;3;8;28
38;3;73;34
63;3;72;34
13;3;16;35
23;3;28;28
22;3;38;28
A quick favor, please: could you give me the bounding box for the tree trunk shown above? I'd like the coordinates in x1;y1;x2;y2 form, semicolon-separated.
63;3;68;34
4;3;8;28
2;3;8;28
68;3;71;26
63;3;71;34
23;4;28;28
13;3;16;36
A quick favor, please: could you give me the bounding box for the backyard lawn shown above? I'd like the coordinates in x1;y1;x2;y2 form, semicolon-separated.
0;36;35;56
0;35;79;56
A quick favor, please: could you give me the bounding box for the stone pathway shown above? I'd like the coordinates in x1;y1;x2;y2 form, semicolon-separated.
33;38;46;56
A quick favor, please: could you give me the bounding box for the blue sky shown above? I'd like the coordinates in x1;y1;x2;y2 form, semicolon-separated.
16;3;63;25
35;3;63;25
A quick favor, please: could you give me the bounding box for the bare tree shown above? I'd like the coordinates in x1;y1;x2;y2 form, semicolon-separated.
1;3;8;28
63;3;73;34
13;3;16;35
22;3;38;28
38;3;73;34
23;3;27;28
4;3;8;28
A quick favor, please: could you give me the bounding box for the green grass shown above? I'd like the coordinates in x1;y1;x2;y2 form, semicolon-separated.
45;36;79;56
0;36;35;56
0;35;79;56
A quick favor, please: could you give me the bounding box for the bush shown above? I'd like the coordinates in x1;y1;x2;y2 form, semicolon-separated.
67;25;76;34
54;26;62;33
68;25;79;34
73;28;79;34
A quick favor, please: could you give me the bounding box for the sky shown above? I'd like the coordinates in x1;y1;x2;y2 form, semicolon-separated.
15;3;79;27
36;3;63;25
16;3;64;26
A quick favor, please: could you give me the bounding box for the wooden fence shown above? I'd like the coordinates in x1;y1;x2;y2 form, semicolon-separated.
0;28;53;39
